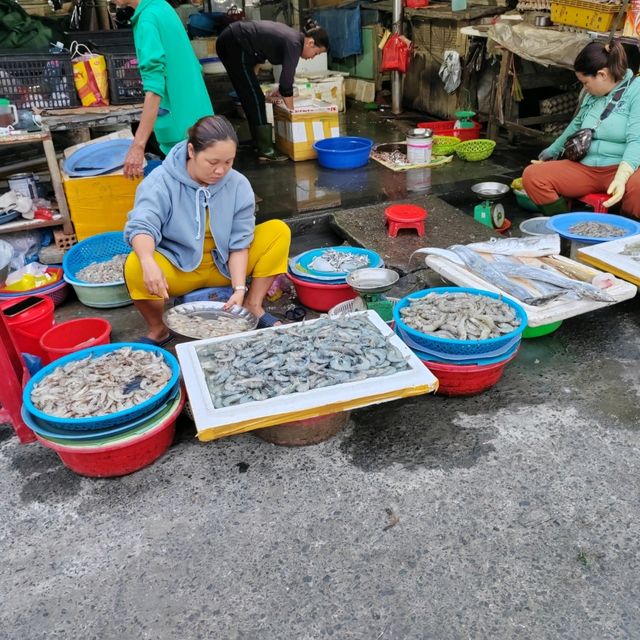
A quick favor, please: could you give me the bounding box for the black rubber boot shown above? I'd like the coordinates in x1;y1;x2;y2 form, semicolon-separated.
538;197;569;215
255;124;288;162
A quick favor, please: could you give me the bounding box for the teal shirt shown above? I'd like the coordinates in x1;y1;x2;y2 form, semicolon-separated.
131;0;214;154
547;70;640;171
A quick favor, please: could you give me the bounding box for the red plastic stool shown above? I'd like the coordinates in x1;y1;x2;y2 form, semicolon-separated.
0;311;35;443
577;193;610;213
385;204;427;238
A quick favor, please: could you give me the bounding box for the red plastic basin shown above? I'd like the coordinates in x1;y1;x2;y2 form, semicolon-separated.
39;317;112;364
288;272;358;312
34;390;186;478
420;352;518;397
417;120;482;142
385;204;427;222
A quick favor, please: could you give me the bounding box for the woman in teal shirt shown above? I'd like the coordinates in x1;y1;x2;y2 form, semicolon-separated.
115;0;214;177
523;41;640;217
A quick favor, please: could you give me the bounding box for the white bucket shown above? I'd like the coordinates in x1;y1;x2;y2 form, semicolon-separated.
8;172;37;199
519;216;551;237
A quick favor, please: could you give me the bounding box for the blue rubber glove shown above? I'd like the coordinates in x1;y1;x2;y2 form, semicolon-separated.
538;148;555;161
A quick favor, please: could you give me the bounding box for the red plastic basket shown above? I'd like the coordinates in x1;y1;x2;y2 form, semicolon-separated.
418;120;482;142
406;0;429;7
34;390;186;477
39;317;112;364
287;272;358;312
420;352;517;397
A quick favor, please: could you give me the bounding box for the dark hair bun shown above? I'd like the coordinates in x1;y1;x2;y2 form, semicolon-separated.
304;18;318;33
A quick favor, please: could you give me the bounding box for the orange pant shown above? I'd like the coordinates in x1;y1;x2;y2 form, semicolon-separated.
522;160;640;217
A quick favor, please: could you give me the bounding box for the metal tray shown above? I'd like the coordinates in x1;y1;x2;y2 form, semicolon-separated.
164;301;258;340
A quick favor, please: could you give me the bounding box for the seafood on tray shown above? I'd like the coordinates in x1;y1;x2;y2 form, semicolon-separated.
31;347;172;418
307;248;370;273
196;315;410;408
399;292;521;340
76;254;128;283
568;222;626;238
165;305;254;339
620;240;640;260
448;245;614;305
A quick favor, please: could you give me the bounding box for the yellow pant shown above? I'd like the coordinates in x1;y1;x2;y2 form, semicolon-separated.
125;219;291;300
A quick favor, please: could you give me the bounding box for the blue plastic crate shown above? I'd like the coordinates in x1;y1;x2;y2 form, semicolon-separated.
23;343;181;430
392;287;527;357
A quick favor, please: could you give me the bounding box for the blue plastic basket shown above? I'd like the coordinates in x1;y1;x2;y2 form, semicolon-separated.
23;343;181;430
392;287;527;357
313;137;374;170
21;385;180;442
546;212;640;244
63;232;130;285
396;325;521;363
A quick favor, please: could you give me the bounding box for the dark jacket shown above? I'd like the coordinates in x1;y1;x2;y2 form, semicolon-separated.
227;20;304;97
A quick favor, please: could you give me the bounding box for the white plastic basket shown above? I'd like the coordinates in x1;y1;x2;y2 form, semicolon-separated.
329;297;399;322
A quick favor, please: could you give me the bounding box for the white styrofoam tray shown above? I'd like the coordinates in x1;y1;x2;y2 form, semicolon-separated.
578;233;640;287
176;311;438;441
425;253;637;327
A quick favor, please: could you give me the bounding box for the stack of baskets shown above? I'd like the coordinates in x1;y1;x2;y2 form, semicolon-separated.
0;266;70;307
393;287;527;396
63;232;132;308
21;343;183;477
288;247;383;312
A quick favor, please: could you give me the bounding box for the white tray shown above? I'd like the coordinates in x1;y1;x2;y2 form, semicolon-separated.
578;234;640;287
176;311;438;442
425;253;637;327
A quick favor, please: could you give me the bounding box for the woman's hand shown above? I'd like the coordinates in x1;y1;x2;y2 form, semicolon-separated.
124;143;145;179
224;289;246;310
531;148;554;164
141;258;169;299
604;161;634;208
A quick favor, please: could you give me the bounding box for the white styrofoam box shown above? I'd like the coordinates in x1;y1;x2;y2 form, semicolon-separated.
263;74;345;111
578;233;640;287
176;311;438;441
272;53;328;82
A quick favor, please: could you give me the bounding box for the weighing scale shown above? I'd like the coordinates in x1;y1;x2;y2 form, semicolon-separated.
454;110;476;130
346;268;399;322
471;181;509;229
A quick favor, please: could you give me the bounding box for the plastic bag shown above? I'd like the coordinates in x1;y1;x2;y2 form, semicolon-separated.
70;42;109;107
3;230;43;270
381;34;412;74
438;50;462;94
4;262;60;291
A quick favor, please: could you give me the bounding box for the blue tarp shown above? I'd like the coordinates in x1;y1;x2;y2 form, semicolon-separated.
312;6;362;59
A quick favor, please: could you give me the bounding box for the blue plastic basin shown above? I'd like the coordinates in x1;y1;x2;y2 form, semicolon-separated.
313;137;374;170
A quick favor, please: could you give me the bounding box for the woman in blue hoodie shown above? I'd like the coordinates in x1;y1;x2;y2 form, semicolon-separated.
124;115;291;346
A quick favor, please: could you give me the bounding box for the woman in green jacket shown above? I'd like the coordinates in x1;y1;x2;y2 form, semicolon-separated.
523;41;640;217
115;0;214;177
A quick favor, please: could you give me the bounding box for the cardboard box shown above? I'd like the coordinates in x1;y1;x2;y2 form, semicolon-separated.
274;99;340;162
62;131;141;241
265;73;346;111
191;37;217;59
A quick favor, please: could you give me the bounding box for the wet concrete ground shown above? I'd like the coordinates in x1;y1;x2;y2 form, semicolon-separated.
2;107;640;639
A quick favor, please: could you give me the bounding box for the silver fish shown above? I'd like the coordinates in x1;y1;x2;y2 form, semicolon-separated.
493;262;615;303
448;245;550;306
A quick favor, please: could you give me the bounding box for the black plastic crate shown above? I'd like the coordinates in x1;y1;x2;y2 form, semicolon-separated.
104;52;144;105
0;52;79;109
64;29;134;50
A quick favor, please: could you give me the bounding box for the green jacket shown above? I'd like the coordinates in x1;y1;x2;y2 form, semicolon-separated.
547;70;640;171
131;0;213;154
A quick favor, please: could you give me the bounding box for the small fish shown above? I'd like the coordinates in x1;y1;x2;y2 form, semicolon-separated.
568;222;626;238
76;254;128;284
307;249;370;273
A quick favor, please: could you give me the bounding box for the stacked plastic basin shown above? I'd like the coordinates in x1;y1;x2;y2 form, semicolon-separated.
288;246;383;312
393;287;527;396
20;343;184;477
0;266;70;307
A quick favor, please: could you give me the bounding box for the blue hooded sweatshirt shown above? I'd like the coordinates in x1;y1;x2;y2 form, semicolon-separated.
124;141;255;278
